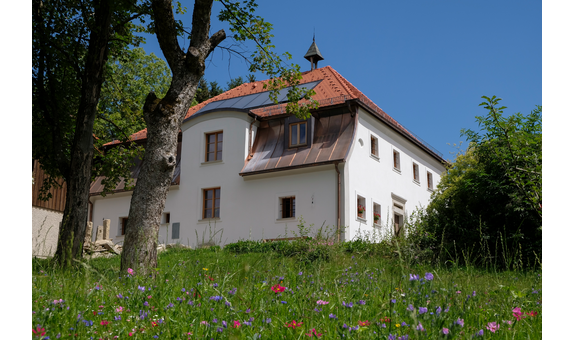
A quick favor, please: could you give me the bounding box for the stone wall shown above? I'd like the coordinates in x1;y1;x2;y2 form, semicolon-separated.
32;207;63;258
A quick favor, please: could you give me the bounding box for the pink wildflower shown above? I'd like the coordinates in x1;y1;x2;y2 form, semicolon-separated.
316;300;329;305
127;268;134;276
272;284;286;293
233;320;241;328
486;322;500;333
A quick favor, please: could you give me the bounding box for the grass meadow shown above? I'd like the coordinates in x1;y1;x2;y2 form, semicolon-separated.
31;241;542;339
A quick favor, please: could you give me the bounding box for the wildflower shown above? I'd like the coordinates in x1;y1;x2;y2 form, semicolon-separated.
436;306;442;314
380;317;391;323
217;327;223;333
316;300;329;305
138;286;145;292
486;322;499;333
100;321;109;326
342;301;353;308
329;313;338;319
407;304;414;311
264;318;271;324
222;320;227;328
200;321;209;326
401;322;407;326
285;320;303;329
388;335;396;340
359;300;366;305
358;320;371;327
409;274;420;281
166;303;174;309
151;321;158;327
424;273;434;281
243;320;252;326
209;296;222;302
116;307;123;313
33;327;46;337
416;323;425;331
456;318;464;327
419;307;428;314
271;284;286;293
203;268;208;271
213;283;218;288
456;290;461;294
444;305;450;313
472;291;476;297
114;316;121;321
527;311;538;317
298;272;303;275
390;299;396;304
442;327;449;334
228;288;237;295
306;328;322;337
281;301;287;304
233;320;241;328
127;268;134;276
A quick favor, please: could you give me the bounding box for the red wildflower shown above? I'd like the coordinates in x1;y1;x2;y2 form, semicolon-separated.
306;328;322;337
380;317;391;323
358;320;371;327
527;311;538;317
272;284;286;293
151;321;158;327
33;327;46;337
100;320;109;326
286;320;303;329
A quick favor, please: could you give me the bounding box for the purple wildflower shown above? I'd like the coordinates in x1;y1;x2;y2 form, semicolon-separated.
424;273;434;281
442;328;449;334
419;307;428;314
407;304;414;311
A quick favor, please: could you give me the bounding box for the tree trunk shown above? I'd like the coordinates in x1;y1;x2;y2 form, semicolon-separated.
121;0;225;275
53;0;112;267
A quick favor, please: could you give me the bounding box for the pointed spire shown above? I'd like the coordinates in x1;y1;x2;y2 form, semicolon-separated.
304;35;324;71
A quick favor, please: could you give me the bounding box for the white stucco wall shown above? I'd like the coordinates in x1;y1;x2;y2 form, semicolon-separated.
32;207;62;257
343;108;445;241
91;111;339;247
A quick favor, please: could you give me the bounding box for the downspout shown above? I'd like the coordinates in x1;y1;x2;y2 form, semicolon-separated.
88;196;94;222
335;162;341;242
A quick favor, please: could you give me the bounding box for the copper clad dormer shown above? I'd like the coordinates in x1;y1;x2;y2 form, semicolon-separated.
304;37;324;71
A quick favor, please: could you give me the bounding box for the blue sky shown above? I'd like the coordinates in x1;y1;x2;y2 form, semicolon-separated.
136;0;542;161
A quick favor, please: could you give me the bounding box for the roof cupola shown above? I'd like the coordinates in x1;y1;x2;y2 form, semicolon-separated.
304;36;324;71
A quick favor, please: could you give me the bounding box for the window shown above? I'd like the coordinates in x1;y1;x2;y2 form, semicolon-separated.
373;202;381;226
427;172;433;190
370;135;379;157
205;131;223;162
289;122;307;147
357;195;366;219
391;193;407;238
413;163;420;183
393;150;400;171
203;187;221;219
162;212;170;224
279;196;296;219
120;217;128;236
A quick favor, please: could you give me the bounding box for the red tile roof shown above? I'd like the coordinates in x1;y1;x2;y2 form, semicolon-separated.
104;66;443;160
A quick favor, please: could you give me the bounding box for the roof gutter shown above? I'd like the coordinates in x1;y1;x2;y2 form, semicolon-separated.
239;160;343;177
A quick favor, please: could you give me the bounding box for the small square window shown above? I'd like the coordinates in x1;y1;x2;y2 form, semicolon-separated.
203;187;221;219
427;172;433;190
393;150;401;171
289;122;307;147
162;212;170;224
279;196;296;219
205;131;223;162
370;135;378;157
413;163;420;182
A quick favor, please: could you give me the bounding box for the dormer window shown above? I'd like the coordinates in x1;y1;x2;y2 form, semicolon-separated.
289;122;307;147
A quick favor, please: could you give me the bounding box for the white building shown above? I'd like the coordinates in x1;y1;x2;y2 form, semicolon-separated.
89;46;446;246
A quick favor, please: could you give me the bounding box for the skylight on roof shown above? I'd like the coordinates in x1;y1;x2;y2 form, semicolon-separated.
195;80;322;115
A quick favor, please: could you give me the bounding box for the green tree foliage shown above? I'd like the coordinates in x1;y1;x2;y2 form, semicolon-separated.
95;47;171;142
421;97;542;269
193;77;224;104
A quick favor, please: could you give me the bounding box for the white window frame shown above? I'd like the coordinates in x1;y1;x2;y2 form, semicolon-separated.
392;149;401;173
356;194;367;223
427;171;434;191
412;162;420;184
370;134;379;160
372;201;382;227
